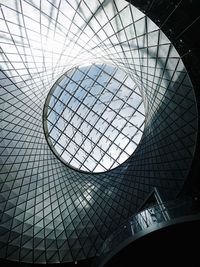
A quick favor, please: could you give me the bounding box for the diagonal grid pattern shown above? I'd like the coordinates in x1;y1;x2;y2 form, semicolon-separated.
44;63;145;173
0;0;198;264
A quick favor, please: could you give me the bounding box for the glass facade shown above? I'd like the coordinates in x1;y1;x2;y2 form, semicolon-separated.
0;0;198;264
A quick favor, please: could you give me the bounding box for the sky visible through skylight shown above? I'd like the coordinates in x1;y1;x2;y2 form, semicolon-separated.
44;63;145;173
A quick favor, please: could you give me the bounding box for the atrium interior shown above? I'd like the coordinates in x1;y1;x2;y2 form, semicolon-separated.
0;0;200;266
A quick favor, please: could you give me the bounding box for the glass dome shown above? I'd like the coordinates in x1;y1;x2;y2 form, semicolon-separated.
0;0;198;264
43;64;145;172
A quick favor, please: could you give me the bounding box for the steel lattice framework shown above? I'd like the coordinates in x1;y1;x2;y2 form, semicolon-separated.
0;0;198;264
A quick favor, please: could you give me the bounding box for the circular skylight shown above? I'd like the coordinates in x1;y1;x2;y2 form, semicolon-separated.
43;64;145;173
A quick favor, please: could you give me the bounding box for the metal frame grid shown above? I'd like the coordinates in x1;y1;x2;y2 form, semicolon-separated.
0;0;198;264
43;63;145;173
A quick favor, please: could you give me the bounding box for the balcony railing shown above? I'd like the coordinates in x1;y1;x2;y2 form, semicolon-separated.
97;197;200;259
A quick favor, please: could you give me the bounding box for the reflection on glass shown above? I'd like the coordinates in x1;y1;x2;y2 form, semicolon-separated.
44;63;145;172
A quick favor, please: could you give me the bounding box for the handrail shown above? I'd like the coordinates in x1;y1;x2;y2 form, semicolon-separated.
97;197;199;257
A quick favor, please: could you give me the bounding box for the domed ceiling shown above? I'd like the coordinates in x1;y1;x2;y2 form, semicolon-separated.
0;0;198;264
